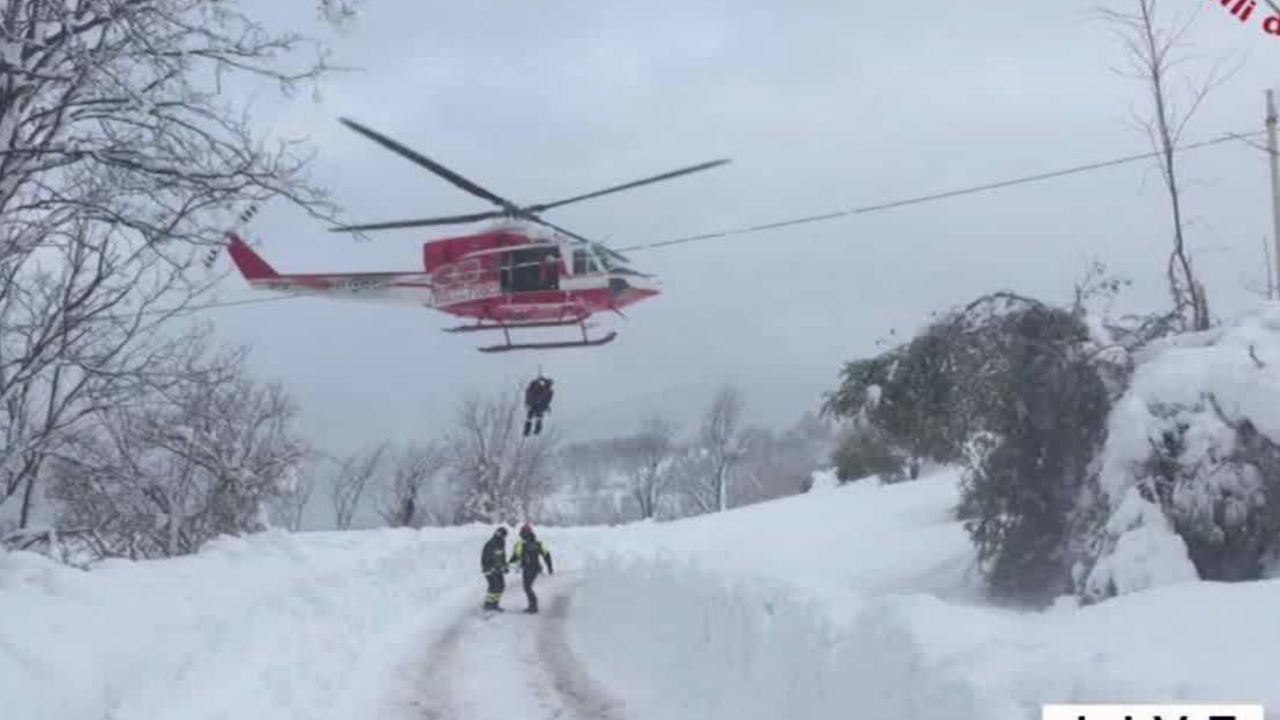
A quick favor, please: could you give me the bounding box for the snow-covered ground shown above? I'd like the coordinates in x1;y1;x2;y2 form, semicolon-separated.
4;469;1279;719
0;528;485;720
570;471;1280;719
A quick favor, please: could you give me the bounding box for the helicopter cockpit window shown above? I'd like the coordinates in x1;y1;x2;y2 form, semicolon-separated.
592;243;626;271
573;248;601;275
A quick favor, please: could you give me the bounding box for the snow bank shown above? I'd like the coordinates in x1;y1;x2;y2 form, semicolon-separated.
570;472;1280;719
970;579;1280;709
569;470;994;719
573;560;987;720
806;467;841;492
573;469;977;601
0;526;492;720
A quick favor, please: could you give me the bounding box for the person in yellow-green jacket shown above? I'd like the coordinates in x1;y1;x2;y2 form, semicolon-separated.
508;523;553;613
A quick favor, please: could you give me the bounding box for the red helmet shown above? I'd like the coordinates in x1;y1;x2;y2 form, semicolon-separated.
520;523;534;537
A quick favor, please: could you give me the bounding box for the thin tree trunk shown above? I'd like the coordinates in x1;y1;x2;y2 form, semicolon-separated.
1136;0;1209;330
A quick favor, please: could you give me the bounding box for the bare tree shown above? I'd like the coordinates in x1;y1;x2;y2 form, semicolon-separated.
271;467;316;532
1100;0;1233;331
378;442;449;528
679;386;748;514
47;330;306;559
330;442;387;530
446;391;559;524
734;426;782;505
0;1;343;528
621;416;677;520
736;413;837;504
554;439;635;524
706;386;747;512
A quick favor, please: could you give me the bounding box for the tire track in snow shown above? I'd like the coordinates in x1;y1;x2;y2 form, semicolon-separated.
397;574;624;720
536;582;626;720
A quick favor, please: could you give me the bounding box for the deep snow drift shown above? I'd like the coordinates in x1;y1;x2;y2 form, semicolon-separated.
0;528;487;720
569;472;1280;719
3;469;1279;720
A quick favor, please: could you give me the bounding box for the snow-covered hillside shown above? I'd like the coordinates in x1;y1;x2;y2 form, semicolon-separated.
3;469;1278;719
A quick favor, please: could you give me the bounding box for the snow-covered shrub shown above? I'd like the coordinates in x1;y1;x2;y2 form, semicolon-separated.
1140;399;1280;580
823;319;972;480
827;293;1117;604
1076;305;1280;599
952;296;1113;604
832;422;907;482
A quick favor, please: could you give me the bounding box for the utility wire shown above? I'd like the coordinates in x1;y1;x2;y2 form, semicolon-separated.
134;294;302;318
110;128;1267;319
1229;131;1275;157
615;129;1267;253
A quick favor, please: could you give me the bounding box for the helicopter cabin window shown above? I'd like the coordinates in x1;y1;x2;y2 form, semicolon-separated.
501;247;561;293
573;248;601;275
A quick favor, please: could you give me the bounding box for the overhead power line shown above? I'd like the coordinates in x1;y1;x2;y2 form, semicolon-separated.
120;127;1266;319
615;129;1266;253
136;294;301;317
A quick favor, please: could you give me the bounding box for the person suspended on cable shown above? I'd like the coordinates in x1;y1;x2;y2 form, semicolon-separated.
523;375;554;437
508;523;553;614
481;526;509;611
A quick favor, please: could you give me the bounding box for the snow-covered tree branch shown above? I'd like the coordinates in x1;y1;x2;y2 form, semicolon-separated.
0;0;344;529
46;327;306;559
446;391;557;524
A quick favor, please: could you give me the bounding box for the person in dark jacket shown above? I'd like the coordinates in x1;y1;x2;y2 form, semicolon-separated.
508;523;553;613
523;376;554;437
481;526;509;611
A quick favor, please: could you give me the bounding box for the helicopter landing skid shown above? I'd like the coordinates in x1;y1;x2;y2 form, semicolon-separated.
477;331;617;353
447;318;616;352
443;317;585;333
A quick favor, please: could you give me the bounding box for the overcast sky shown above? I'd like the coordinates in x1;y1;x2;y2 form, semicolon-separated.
203;0;1280;456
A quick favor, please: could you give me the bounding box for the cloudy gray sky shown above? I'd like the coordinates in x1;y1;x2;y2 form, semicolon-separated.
205;0;1279;455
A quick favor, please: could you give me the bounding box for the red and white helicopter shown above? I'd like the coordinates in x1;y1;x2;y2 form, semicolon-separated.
226;118;729;352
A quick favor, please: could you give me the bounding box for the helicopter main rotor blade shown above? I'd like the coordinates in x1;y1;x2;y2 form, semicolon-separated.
525;158;731;214
339;118;518;212
525;217;634;264
330;210;507;233
596;243;633;265
526;216;593;244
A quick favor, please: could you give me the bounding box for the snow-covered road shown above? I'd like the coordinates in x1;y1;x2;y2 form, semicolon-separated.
382;572;624;720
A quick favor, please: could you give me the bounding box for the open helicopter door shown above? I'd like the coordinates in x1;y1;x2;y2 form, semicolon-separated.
500;245;563;294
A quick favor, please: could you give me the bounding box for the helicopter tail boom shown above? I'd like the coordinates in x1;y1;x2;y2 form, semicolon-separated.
227;233;279;280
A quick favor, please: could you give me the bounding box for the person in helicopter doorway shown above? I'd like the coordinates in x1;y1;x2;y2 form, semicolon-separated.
523;375;553;437
480;526;509;611
508;523;553;613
